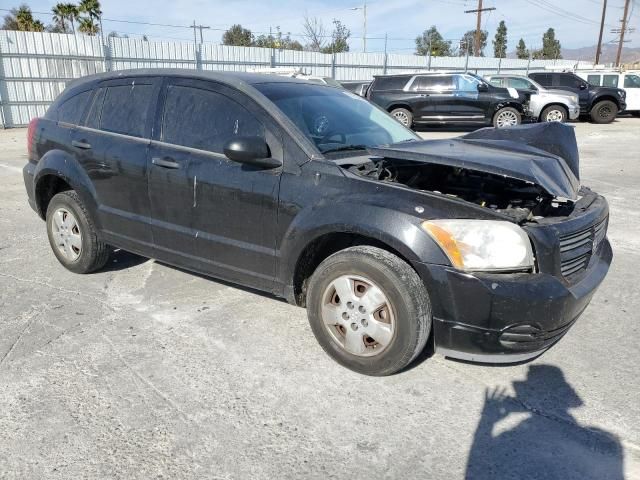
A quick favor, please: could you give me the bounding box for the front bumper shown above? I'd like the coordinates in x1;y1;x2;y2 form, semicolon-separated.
569;105;580;120
415;238;612;364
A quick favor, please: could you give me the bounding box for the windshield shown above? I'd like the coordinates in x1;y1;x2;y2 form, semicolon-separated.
254;82;419;155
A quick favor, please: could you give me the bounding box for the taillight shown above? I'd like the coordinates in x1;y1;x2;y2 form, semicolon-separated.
27;117;39;158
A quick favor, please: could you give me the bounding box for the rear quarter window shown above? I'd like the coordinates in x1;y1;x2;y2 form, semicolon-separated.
603;75;619;87
371;76;410;91
55;90;93;125
99;83;155;137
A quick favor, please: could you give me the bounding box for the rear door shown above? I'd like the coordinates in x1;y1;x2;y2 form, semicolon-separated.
407;74;454;120
147;78;282;289
71;77;161;248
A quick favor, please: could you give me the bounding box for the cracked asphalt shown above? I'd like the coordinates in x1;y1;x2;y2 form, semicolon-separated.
1;119;639;479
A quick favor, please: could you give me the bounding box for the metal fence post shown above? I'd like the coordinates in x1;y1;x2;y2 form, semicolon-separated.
383;52;388;75
0;39;7;128
270;48;276;68
427;51;432;71
103;35;112;72
526;54;531;75
497;57;502;73
195;43;202;70
332;53;336;79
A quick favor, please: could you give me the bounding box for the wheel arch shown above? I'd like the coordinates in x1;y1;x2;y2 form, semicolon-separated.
387;103;413;113
538;102;569;121
33;150;99;222
591;95;620;110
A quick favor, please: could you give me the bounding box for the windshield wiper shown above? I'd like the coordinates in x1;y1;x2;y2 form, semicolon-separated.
321;144;368;155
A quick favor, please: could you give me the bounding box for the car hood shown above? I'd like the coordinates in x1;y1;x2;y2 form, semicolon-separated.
367;122;580;200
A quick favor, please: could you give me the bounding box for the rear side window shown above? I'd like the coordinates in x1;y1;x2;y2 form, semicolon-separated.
371;76;410;91
506;77;534;89
412;75;453;91
587;75;601;86
56;90;92;125
624;75;640;88
603;75;619;87
488;78;504;87
100;83;155;137
530;73;551;86
161;85;264;154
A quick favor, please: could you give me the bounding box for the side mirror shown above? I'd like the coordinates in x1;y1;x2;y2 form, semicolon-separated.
477;83;489;92
223;136;282;169
579;83;588;90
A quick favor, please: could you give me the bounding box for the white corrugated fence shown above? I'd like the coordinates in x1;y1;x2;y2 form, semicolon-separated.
0;30;595;127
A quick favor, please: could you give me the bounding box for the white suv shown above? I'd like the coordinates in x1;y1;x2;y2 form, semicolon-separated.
575;71;640;115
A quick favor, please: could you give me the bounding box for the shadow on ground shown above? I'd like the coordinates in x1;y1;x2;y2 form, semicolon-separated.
465;364;624;480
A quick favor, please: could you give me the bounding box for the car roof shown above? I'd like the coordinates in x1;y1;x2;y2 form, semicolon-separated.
67;68;322;89
373;71;467;78
486;74;530;78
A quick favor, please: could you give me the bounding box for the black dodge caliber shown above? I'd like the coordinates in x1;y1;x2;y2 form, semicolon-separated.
23;69;612;375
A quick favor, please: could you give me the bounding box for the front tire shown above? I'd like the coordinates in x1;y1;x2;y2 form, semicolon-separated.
493;107;521;128
590;100;617;124
540;105;568;123
306;246;431;376
46;191;111;274
390;107;413;128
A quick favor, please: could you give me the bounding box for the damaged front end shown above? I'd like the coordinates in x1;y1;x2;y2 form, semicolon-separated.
345;122;582;223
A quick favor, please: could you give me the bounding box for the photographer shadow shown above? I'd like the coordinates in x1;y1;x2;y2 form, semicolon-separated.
466;365;624;480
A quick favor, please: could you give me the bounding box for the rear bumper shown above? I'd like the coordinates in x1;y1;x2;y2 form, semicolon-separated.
415;238;612;364
23;162;38;214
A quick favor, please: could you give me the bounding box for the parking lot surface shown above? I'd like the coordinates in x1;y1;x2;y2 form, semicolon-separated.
1;119;639;479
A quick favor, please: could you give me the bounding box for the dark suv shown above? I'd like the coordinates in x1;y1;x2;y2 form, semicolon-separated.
23;69;612;375
366;72;528;128
529;71;626;123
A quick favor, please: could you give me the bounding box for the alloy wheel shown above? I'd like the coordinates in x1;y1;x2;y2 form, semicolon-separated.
393;111;410;126
545;109;565;122
496;110;519;128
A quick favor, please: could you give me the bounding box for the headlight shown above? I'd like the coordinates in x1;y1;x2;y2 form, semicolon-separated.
422;220;535;272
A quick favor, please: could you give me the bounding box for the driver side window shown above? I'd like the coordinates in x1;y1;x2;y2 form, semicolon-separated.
161;85;264;154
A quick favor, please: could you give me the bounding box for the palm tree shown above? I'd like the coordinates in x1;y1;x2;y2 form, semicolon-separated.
78;0;102;36
7;5;46;32
52;3;69;33
62;3;79;33
78;16;99;35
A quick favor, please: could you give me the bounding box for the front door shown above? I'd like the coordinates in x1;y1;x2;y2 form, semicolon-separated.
147;78;282;290
447;74;492;121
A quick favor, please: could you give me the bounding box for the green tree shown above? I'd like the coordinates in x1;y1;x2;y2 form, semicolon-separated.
516;38;529;59
541;27;561;59
1;5;45;31
222;24;254;47
52;3;69;33
321;20;350;53
493;20;507;58
78;0;101;36
62;3;79;33
415;26;452;56
460;29;487;56
254;27;303;51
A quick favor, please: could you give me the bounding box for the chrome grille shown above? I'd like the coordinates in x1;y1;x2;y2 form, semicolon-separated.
559;217;608;278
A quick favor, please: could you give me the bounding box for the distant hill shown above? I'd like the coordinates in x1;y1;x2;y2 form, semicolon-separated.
508;44;640;64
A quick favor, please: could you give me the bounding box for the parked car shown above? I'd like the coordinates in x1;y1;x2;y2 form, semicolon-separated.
23;69;612;375
249;67;343;88
485;74;580;122
341;80;371;97
366;72;528;129
528;71;626;123
573;70;640;116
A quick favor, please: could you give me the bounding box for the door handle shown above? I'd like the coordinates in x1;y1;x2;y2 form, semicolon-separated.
152;156;180;169
71;140;92;150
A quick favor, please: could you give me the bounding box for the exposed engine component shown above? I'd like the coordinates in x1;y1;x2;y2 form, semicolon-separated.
348;159;575;222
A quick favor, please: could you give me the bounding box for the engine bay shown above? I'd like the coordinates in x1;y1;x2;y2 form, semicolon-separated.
346;158;576;222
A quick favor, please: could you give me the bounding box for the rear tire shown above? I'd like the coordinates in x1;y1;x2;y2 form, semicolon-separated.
540;105;568;123
493;107;521;128
390;108;413;128
590;100;617;124
306;246;431;376
46;191;111;274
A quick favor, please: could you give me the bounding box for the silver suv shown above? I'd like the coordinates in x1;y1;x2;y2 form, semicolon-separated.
486;74;580;122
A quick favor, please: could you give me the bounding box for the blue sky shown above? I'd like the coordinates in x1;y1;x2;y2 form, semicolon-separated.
13;0;640;53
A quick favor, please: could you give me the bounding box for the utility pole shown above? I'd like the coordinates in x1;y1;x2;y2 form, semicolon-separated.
615;0;631;66
464;0;495;56
595;0;607;64
191;20;210;45
350;2;368;53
